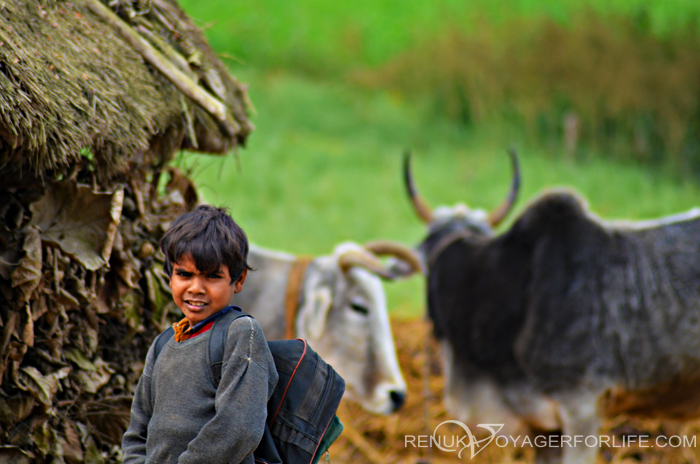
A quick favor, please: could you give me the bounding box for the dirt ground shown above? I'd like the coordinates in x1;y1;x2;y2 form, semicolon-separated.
327;318;700;464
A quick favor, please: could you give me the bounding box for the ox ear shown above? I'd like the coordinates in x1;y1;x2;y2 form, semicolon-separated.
306;286;333;340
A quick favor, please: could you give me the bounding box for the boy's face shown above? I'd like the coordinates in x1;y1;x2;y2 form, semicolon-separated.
169;254;247;326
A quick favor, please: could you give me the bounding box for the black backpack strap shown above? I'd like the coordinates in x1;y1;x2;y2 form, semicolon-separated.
209;307;250;388
153;326;175;361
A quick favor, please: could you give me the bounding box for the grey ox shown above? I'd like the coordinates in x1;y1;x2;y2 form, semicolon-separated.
399;150;700;464
231;241;422;415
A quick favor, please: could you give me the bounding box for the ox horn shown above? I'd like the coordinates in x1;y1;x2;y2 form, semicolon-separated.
338;249;393;279
363;241;423;275
403;150;434;224
487;147;521;227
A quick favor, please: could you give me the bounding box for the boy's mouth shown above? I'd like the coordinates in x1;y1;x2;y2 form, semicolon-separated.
185;300;208;310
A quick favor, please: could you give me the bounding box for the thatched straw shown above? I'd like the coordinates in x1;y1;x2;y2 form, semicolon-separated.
0;0;253;183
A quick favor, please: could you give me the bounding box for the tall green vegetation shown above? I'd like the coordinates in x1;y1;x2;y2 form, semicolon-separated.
180;0;700;176
179;0;700;72
359;12;700;176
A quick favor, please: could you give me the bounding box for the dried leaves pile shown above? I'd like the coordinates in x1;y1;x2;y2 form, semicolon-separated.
0;165;199;463
0;0;252;461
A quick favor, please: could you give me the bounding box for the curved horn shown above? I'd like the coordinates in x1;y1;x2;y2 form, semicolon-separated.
487;147;521;227
363;240;423;275
403;150;434;224
338;250;392;279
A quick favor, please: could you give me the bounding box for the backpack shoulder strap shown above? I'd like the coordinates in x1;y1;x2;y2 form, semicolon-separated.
209;307;250;388
153;326;175;361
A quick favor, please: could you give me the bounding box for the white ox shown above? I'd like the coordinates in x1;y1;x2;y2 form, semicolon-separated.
231;241;421;414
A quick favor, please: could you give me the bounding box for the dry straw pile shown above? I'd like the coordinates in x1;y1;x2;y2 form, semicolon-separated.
0;0;251;461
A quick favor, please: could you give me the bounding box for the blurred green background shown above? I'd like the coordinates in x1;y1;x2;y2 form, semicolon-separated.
176;0;700;318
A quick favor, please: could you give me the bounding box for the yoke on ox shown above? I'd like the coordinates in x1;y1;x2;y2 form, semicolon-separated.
402;150;700;464
230;241;421;415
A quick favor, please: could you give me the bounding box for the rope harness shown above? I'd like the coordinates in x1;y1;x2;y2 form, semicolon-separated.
284;256;314;339
426;230;471;270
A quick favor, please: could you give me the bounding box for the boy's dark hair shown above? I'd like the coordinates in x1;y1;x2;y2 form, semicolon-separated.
160;205;251;283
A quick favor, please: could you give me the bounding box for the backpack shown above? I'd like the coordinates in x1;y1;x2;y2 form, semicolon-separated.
152;308;345;464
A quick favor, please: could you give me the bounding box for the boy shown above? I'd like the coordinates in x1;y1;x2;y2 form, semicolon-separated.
122;205;278;464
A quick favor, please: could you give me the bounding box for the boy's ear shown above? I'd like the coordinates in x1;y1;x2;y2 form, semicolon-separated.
233;269;248;293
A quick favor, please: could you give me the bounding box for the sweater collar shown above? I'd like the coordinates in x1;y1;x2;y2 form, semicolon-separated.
173;306;240;342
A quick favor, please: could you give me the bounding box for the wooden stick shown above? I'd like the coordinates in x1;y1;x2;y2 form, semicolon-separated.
136;22;193;78
86;0;240;138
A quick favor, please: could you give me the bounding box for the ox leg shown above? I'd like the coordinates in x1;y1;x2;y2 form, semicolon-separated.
534;430;563;464
557;393;601;464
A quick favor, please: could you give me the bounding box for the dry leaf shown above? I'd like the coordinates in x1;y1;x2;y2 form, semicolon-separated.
29;183;123;271
11;227;42;304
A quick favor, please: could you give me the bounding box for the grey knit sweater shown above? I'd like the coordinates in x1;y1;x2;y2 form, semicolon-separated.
122;316;278;464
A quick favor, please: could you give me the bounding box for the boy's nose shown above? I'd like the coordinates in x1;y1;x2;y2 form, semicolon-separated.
188;277;206;294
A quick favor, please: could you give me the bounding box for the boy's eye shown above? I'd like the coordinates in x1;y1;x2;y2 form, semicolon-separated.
208;273;222;279
175;271;192;277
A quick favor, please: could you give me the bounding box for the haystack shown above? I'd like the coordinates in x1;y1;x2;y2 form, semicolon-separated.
0;1;252;462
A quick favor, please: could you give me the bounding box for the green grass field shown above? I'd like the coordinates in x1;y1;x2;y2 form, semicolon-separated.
173;1;700;317
178;69;700;318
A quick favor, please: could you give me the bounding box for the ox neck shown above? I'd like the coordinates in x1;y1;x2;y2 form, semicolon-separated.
284;256;314;339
